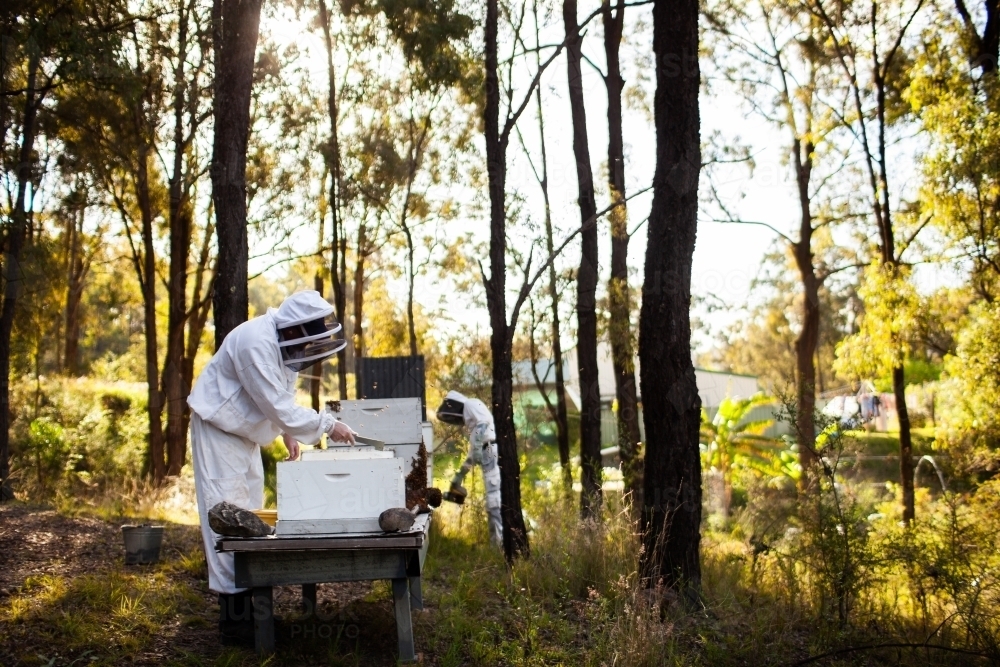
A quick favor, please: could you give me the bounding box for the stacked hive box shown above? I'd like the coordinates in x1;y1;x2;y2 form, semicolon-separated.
275;397;433;535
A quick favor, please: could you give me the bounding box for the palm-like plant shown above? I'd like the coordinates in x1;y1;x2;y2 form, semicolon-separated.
700;392;788;517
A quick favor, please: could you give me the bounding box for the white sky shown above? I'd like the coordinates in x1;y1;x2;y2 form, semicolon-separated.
254;4;957;360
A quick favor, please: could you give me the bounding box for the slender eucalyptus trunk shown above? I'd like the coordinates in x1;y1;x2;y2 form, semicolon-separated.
485;0;529;560
211;0;263;348
318;0;348;399
639;0;702;599
0;52;41;500
563;0;602;519
791;139;820;484
64;206;86;377
874;48;915;524
136;141;167;484
311;274;323;411
164;0;192;476
527;0;570;485
184;223;214;439
404;226;418;357
603;0;642;502
353;223;367;376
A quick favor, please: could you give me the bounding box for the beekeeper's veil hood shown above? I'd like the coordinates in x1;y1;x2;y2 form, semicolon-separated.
437;390;493;433
272;291;346;372
436;390;467;425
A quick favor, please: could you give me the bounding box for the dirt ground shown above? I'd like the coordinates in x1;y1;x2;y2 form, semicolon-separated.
0;503;422;666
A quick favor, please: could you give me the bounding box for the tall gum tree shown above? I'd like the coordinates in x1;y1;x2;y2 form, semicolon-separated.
639;0;703;599
601;0;642;500
563;0;603;518
704;0;860;484
211;0;263;345
811;0;926;523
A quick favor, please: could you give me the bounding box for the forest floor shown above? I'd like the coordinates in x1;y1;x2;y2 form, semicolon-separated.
0;501;426;666
2;433;992;667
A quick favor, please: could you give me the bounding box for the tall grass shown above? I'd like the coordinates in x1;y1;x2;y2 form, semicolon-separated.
423;459;1000;666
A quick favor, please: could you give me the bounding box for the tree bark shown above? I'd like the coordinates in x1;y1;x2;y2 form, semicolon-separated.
791;139;820;483
639;0;702;598
874;37;915;524
0;51;40;501
164;0;193;476
184;222;215;440
564;0;602;519
485;0;529;560
311;274;323;411
528;0;570;485
63;205;87;377
353;223;366;374
318;0;348;399
211;0;262;349
136;140;167;484
404;225;418;357
603;0;642;501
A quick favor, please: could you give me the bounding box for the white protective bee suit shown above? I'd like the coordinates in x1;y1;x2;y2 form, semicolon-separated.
446;391;503;547
187;291;351;594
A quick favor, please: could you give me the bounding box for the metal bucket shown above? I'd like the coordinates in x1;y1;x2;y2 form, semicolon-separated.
121;525;164;565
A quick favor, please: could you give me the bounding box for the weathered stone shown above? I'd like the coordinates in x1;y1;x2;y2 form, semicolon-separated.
208;501;274;538
378;507;416;532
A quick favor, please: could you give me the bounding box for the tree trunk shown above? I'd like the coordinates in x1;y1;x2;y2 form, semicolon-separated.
184;224;215;440
603;0;642;502
485;0;529;560
874;51;915;524
791;140;819;484
405;226;418;357
136;142;167;485
353;224;366;375
164;0;193;476
564;0;602;519
0;52;40;501
894;365;915;522
529;0;570;485
311;274;323;411
64;206;86;377
211;0;262;349
318;0;348;400
639;0;702;598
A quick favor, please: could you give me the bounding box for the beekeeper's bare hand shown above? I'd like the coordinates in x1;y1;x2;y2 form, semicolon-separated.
328;420;356;445
282;433;300;461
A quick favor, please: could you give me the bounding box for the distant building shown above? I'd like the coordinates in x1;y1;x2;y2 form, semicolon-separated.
511;342;785;447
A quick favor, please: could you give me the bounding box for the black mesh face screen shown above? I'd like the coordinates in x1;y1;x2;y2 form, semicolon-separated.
302;318;329;338
436;398;465;425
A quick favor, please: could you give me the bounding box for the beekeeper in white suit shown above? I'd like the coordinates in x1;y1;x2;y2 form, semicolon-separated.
187;290;355;645
436;391;502;547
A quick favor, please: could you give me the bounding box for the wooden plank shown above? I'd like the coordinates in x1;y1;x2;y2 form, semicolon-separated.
218;514;430;552
235;549;409;588
219;534;422;552
252;586;275;656
392;577;416;662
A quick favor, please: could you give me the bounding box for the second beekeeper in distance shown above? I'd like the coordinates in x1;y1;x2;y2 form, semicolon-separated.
187;290;356;644
436;391;503;548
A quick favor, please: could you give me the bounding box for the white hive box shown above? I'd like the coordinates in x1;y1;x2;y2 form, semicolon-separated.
276;455;404;534
334;398;434;486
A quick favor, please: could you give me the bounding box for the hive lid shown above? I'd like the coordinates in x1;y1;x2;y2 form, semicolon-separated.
332;398;423;445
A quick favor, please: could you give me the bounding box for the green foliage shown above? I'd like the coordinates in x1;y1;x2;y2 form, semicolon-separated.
701;393;792;516
7;378;149;501
835;262;919;381
936;300;1000;472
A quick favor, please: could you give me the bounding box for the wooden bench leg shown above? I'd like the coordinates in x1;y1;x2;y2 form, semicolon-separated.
253;586;275;656
302;582;317;617
392;577;416;662
409;576;423;610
